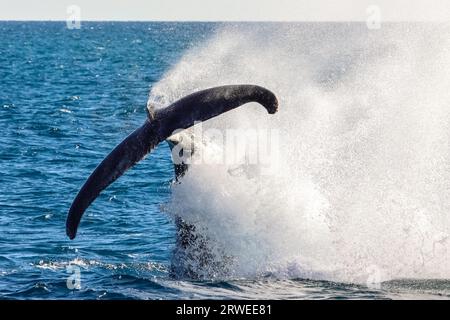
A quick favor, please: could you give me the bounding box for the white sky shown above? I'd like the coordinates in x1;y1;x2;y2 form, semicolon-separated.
0;0;449;21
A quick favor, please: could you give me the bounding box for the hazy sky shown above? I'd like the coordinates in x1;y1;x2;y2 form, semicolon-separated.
0;0;449;21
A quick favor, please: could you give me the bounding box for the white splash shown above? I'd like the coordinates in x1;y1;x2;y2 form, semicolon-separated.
150;23;450;283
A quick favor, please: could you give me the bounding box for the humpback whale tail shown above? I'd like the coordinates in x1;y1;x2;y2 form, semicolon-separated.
66;85;278;239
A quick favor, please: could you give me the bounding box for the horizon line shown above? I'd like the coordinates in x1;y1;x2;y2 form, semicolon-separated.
0;19;436;23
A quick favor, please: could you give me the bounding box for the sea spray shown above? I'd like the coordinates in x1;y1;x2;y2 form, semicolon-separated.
150;23;450;283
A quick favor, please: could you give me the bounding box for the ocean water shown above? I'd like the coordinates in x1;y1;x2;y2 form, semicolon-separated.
0;21;449;300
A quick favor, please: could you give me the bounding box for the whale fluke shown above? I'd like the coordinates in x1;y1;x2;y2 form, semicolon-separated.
66;85;278;239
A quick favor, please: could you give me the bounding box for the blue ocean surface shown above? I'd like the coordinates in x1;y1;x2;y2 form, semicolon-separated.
0;22;449;299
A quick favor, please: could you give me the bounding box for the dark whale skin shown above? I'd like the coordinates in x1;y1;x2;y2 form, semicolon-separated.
67;85;278;240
